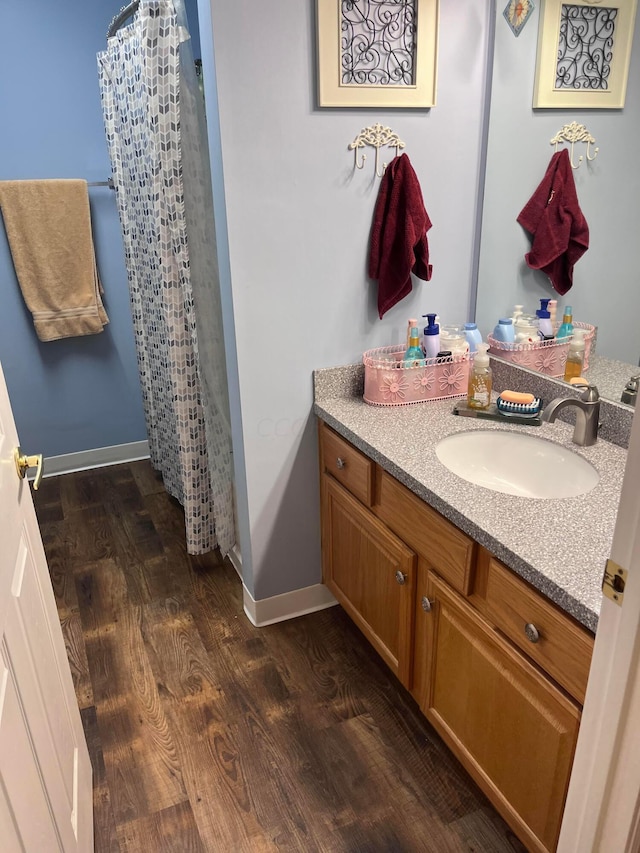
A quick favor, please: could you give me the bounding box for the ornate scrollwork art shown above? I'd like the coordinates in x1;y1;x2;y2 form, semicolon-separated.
340;0;418;86
533;0;637;108
556;4;617;90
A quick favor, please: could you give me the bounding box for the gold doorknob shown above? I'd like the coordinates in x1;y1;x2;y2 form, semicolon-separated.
14;447;44;490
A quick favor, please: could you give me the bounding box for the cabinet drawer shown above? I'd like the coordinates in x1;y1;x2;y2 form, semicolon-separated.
477;549;594;704
374;469;475;595
320;423;374;506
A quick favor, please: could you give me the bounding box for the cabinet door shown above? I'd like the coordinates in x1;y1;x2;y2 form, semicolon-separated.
419;570;580;853
322;475;416;687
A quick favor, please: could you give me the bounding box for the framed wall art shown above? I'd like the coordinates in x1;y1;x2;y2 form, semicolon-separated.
317;0;439;108
533;0;638;108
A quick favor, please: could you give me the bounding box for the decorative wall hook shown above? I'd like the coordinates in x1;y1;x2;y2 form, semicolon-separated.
550;122;599;170
348;124;406;178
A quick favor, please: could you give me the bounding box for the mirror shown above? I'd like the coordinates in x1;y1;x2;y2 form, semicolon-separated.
475;4;640;406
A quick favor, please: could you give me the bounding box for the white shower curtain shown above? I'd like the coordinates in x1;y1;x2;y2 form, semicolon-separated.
97;0;235;556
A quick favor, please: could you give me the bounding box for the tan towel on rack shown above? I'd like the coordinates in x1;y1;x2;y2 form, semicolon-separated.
0;179;109;341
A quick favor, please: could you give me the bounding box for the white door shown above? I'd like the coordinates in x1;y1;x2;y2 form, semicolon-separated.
0;361;93;851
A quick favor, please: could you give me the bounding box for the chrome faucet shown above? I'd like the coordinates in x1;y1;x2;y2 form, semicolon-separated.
541;384;600;446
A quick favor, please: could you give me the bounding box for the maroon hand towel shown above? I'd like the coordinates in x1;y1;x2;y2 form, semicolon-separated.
368;153;432;318
517;149;589;295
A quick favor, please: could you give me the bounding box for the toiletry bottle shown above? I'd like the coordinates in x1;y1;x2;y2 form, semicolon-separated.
406;318;418;349
556;306;574;340
549;299;558;329
422;313;440;360
463;322;483;353
563;329;586;381
493;318;515;343
403;327;425;367
512;305;524;325
514;313;539;342
536;299;553;339
467;343;492;410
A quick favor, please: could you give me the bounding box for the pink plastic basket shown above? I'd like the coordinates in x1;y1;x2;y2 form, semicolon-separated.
363;346;470;406
487;321;595;378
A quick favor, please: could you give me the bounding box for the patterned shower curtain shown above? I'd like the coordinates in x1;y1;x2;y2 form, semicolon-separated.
97;0;235;556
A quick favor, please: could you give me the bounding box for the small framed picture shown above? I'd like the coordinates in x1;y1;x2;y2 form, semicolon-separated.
316;0;439;108
533;0;638;108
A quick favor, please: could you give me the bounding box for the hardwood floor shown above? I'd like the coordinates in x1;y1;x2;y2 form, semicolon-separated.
33;462;527;852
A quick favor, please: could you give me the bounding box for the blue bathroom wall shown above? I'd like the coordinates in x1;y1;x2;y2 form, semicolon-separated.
0;0;202;458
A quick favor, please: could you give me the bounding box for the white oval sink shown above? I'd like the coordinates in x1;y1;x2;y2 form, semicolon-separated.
435;430;599;499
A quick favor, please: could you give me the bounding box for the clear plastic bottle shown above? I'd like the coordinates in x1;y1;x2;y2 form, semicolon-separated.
563;329;586;381
467;343;492;410
406;318;418;349
403;327;425;367
556;306;574;340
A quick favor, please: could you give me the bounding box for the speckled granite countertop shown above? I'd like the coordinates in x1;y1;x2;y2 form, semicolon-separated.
314;365;628;633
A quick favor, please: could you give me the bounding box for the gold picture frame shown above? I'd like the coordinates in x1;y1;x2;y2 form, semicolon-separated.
316;0;439;108
533;0;638;108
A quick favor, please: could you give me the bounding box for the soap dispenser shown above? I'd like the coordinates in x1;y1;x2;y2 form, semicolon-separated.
467;343;492;410
422;313;440;359
536;299;553;339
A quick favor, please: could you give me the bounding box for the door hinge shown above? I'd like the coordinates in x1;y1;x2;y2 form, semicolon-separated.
602;559;627;606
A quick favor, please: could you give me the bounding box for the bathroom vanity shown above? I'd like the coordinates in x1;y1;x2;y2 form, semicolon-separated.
314;365;628;853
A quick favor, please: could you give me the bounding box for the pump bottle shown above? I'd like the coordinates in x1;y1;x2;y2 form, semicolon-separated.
467;343;492;410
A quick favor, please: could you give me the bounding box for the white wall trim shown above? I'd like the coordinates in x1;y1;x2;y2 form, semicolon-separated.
243;582;338;628
42;440;150;478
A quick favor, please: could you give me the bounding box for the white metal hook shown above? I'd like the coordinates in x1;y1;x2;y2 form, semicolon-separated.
550;122;598;171
348;124;406;179
353;147;366;170
569;142;583;170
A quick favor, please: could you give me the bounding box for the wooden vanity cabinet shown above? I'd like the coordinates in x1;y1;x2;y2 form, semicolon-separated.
417;565;581;853
321;474;416;687
318;421;593;852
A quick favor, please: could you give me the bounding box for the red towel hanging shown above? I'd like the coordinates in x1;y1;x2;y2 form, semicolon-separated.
517;149;589;295
368;154;432;319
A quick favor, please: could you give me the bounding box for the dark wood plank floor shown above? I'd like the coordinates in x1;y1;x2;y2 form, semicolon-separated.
34;462;527;852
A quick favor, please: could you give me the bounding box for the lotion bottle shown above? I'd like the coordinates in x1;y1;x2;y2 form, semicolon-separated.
463;322;482;353
556;306;573;340
406;318;418;349
467;343;492;410
403;327;425;367
422;314;440;359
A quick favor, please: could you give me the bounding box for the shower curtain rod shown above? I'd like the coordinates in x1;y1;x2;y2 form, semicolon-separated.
88;178;115;189
107;1;140;38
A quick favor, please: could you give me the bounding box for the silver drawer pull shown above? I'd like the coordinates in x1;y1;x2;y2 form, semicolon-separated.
395;570;407;585
524;622;540;644
421;596;433;612
336;457;346;469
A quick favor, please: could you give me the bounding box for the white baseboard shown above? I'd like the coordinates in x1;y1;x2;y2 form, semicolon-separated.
243;582;338;628
42;440;150;478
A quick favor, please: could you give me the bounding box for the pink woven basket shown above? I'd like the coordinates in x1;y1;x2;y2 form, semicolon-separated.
363;346;470;406
487;321;595;378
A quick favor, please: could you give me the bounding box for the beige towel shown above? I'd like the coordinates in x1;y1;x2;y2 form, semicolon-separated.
0;179;109;341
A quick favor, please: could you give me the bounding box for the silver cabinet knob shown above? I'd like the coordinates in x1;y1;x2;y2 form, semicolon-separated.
524;622;540;643
336;457;346;469
395;570;407;585
421;596;433;612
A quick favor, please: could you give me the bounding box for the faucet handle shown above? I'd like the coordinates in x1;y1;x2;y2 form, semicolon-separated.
578;384;599;402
